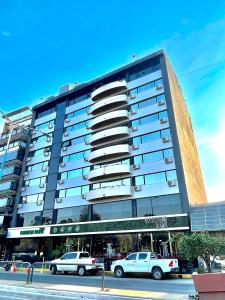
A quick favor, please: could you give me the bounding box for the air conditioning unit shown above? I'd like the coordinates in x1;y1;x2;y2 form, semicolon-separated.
85;140;90;145
29;143;34;148
24;171;29;176
62;146;67;152
17;204;23;209
32;130;36;135
81;194;86;199
82;174;87;180
64;118;70;123
25;182;29;187
27;157;32;162
36;201;43;206
156;84;163;90
48;124;54;129
131;126;138;132
58;179;64;185
21;187;26;192
42;166;48;172
87;109;92;115
160;118;168;124
133;164;140;170
131;144;139;150
56;198;62;203
130;94;136;99
86;125;91;130
162;136;171;143
167;180;176;187
64;132;69;137
44;151;50;157
130;109;137;115
60;162;65;168
84;157;88;161
134;185;141;192
39;183;45;188
46;137;51;142
21;199;27;204
157;100;165;106
165;157;173;164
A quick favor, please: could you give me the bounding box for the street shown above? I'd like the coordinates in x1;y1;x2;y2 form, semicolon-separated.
0;271;195;296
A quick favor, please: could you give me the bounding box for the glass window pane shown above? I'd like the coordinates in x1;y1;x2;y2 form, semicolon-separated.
134;155;142;164
145;172;165;185
135;176;144;185
143;151;163;163
166;170;177;181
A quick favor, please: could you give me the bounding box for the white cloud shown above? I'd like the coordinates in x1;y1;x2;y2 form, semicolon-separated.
1;31;11;37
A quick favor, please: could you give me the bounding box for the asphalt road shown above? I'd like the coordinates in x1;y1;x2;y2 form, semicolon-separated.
0;271;195;295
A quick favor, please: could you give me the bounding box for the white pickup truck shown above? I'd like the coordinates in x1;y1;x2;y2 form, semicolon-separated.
111;252;179;280
50;251;101;276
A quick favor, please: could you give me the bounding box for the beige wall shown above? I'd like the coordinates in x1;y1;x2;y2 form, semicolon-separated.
165;57;207;205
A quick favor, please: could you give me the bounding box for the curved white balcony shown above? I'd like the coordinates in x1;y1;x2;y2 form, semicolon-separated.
87;164;131;181
88;144;130;164
89;126;130;146
85;185;132;201
89;110;129;131
91;80;127;101
90;94;128;115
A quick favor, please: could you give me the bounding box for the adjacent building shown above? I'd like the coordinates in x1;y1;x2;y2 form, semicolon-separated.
4;50;207;261
0;107;32;259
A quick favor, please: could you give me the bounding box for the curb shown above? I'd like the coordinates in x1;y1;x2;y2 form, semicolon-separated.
170;274;192;279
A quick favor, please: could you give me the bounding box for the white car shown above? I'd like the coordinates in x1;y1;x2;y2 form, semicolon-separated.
50;251;101;276
111;252;179;280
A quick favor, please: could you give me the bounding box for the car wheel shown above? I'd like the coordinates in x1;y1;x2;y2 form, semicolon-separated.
114;266;124;278
51;265;57;275
152;267;163;280
78;266;86;276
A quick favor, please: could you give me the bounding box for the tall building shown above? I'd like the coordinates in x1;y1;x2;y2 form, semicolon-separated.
0;107;32;259
6;50;207;260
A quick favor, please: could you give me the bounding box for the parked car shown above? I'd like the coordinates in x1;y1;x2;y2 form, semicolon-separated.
111;252;179;280
50;251;101;276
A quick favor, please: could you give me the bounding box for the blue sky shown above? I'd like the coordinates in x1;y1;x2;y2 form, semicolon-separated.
0;0;225;202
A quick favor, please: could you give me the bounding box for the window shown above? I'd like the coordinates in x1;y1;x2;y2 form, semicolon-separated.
145;173;165;185
68;94;90;107
92;200;132;221
57;206;88;223
67;107;89;118
16;212;42;227
27;161;48;172
37;107;56;119
128;63;160;81
126;253;137;260
21;193;44;204
58;185;90;198
143;151;163;163
35;120;54;131
24;176;46;187
138;253;148;260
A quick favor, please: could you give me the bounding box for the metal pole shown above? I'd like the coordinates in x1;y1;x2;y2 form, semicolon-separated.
29;265;34;284
101;263;105;291
168;232;173;256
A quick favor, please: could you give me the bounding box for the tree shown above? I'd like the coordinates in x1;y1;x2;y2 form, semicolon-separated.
175;232;225;273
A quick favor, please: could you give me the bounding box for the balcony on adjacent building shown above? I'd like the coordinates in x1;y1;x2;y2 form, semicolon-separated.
0;127;29;146
0;147;25;168
89;110;129;131
90;94;128;115
0;181;18;197
0;166;21;182
89;126;130;147
91;80;127;102
88;144;130;164
87;164;131;181
85;185;132;202
0;198;13;213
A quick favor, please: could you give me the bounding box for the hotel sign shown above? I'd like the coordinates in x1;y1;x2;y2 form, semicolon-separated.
20;227;45;236
7;215;189;238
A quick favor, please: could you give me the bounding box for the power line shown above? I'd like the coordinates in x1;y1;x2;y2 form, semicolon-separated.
178;58;225;77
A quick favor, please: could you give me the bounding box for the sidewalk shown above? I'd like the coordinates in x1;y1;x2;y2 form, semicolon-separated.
0;279;190;299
